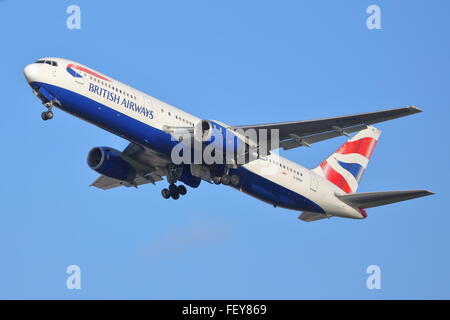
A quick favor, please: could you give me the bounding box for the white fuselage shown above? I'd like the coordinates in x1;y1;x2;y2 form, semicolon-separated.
23;57;365;219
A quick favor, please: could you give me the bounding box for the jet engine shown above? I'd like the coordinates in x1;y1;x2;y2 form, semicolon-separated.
87;147;136;181
193;120;213;143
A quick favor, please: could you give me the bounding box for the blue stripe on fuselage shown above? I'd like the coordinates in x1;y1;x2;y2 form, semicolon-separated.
31;81;325;214
32;81;176;157
229;168;325;213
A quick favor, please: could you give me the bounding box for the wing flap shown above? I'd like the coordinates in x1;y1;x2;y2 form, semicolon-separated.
336;190;434;209
90;174;163;190
90;175;126;190
280;124;368;150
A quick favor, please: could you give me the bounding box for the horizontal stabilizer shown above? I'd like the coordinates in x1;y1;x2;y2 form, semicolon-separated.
299;212;330;222
336;190;434;209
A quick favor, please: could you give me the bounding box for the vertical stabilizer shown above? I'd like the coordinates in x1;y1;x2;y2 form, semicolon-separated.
313;126;381;193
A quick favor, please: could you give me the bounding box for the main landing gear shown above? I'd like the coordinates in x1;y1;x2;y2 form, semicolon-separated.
161;164;187;200
213;173;240;186
161;183;187;200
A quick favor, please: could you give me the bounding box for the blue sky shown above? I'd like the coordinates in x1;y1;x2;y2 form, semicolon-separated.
0;0;448;299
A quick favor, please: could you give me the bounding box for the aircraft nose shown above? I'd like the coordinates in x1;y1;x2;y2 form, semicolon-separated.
23;63;39;83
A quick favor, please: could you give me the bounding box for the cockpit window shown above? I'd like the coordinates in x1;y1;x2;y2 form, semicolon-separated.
34;60;58;66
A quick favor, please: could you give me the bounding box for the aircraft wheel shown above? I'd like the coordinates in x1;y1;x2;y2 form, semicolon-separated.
230;175;240;186
178;185;187;195
171;191;180;200
169;184;178;194
221;174;230;185
169;184;179;199
41;110;53;121
161;188;170;199
213;176;221;185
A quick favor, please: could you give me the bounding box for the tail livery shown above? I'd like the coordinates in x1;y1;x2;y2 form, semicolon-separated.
314;126;381;194
304;126;433;222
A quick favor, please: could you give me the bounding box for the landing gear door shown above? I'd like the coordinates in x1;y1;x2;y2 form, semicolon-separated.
310;172;318;192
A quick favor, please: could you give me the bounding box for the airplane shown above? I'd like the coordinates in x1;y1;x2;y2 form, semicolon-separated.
23;57;433;222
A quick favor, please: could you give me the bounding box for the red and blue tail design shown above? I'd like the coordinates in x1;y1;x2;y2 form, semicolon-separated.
313;126;381;193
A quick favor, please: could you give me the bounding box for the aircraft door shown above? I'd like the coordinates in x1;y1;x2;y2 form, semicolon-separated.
144;96;152;110
310;172;318;192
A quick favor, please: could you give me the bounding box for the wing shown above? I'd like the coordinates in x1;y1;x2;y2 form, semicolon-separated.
90;142;165;190
231;106;421;151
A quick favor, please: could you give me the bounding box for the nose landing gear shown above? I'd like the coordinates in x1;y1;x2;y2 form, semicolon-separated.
31;87;61;121
161;183;187;200
40;99;60;121
41;110;53;121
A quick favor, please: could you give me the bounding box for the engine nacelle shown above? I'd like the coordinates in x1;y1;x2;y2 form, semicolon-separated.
193;120;213;143
178;164;201;188
87;147;136;181
193;120;243;154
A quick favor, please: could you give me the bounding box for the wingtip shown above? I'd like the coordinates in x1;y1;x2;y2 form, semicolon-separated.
407;105;423;113
416;189;434;197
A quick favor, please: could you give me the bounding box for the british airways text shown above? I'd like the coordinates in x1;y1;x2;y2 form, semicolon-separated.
88;83;154;119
